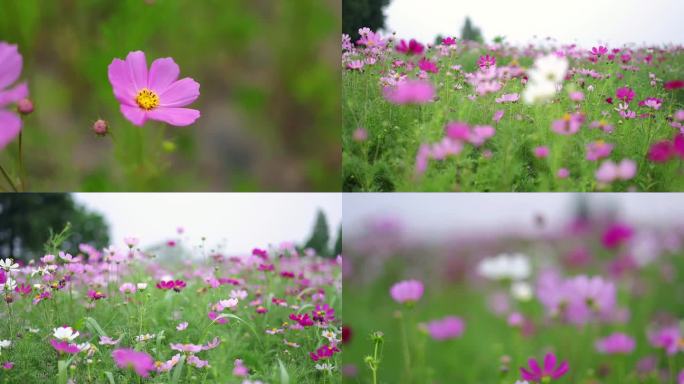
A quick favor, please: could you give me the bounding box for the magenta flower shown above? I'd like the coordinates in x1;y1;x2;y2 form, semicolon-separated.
0;42;29;149
442;37;457;46
87;289;106;301
591;46;608;56
585;141;613;161
395;39;424;55
383;80;435;105
648;140;674;162
233;359;249;377
492;109;504;123
478;54;496;70
356;30;386;49
520;352;569;382
207;311;228;324
112;348;155;378
556;168;570;179
49;339;80;354
107;51;200;127
615;87;635;103
495;93;519;103
1;361;13;370
309;344;340;361
289;313;314;327
156;279;186;292
595;332;636;354
638;97;662;110
602;223;633;248
418;58;438;73
595;159;636;184
534;146;550;158
664;80;684;90
390;279;424;304
311;303;335;324
425;316;465;341
0;270;5;285
170;343;203;353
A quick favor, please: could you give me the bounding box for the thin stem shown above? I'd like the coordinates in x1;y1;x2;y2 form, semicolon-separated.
398;311;412;383
18;131;25;191
0;164;17;192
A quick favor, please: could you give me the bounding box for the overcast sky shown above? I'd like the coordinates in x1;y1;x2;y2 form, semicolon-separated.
74;193;341;255
344;193;684;240
383;0;684;48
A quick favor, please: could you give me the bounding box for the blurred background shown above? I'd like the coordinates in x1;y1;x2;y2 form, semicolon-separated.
343;0;684;47
0;193;342;262
0;0;340;191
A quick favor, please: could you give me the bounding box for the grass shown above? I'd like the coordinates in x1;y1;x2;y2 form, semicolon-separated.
342;37;684;191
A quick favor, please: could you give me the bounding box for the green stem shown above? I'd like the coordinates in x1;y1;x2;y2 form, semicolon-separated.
18;131;25;191
398;312;412;383
0;164;17;192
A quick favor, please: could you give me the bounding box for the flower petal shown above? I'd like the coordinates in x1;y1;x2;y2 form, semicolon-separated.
543;353;556;373
158;78;200;107
120;105;147;126
528;358;542;375
148;58;180;94
108;59;137;106
147;107;200;127
125;51;148;91
520;367;536;381
0;110;21;150
0;82;28;108
552;361;569;379
0;43;22;90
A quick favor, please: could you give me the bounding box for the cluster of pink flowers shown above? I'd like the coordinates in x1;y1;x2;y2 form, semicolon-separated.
155;279;186;292
0;42;30;149
537;274;621;325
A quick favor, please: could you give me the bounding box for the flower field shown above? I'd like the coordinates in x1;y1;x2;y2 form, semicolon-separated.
0;228;341;383
342;200;684;383
342;29;684;191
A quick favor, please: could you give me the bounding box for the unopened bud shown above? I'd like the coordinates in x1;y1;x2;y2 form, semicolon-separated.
92;119;108;136
17;98;33;115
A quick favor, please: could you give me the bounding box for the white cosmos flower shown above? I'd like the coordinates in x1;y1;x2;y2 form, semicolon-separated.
315;363;335;373
0;258;19;272
511;281;533;301
523;54;568;104
477;253;531;281
0;340;11;348
136;283;148;290
218;298;239;309
1;278;17;292
135;333;155;342
53;326;79;341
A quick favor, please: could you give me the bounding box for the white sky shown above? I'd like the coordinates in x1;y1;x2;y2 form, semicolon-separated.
74;193;341;255
384;0;684;48
344;193;684;240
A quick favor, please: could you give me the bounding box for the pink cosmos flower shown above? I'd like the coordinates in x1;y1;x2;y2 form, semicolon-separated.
390;279;424;304
0;270;5;285
638;97;662;110
156;279;186;292
649;326;682;355
648;140;674;162
383;80;435;104
112;348;155;378
664;80;684;90
591;46;608;56
50;339;80;354
356;29;386;49
492;109;504;123
202;336;221;351
119;283;137;294
615;87;635;103
176;322;188;331
87;289;106;301
1;361;13;370
595;159;636;183
233;359;249;377
346;60;364;71
569;91;584;102
442;37;457;46
534;146;549;158
309;344;340;361
395;39;424;55
425;316;465;341
418;58;438;73
0;42;29;149
170;343;203;353
107;51;200;127
602;223;634;249
586;141;613;161
478;54;496;70
495;93;519;103
312;304;335;324
556;168;570;179
595;332;636;354
520;353;569;382
98;336;121;346
353;127;368;142
552;113;584;135
208;311;228;324
289;313;314;327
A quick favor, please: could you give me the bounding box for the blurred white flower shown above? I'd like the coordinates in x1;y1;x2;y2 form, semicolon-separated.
477;253;531;281
53;326;79;341
511;281;533;301
1;278;17;292
523;54;568;104
0;258;19;272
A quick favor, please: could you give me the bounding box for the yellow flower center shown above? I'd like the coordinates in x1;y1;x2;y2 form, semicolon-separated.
563;113;571;122
135;88;159;110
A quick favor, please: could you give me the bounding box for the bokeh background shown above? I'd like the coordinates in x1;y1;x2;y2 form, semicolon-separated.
0;0;340;191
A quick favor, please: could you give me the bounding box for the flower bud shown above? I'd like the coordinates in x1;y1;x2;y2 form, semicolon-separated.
16;98;33;115
92;119;108;136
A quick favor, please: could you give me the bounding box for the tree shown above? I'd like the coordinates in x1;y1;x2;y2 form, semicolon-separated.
343;0;391;42
304;209;331;257
460;17;483;43
333;225;342;256
0;194;110;261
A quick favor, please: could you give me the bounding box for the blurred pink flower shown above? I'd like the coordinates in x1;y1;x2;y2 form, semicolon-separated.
552;113;584;135
495;93;519;103
108;51;200;127
425;316;465;340
112;348;155;378
595;159;636;183
533;146;549;158
478;54;496;70
390;279;424;304
556;168;570;179
233;359;249;377
395;39;424;55
383;80;435;104
492;109;504;123
649;326;682;355
49;339;79;354
586;141;613;161
0;42;29;150
615;86;635;103
353;127;368;142
418;58;438;73
602;223;634;249
595;332;635;354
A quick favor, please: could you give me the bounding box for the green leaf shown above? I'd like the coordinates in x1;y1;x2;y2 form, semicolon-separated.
57;360;68;384
104;371;116;384
218;313;260;342
170;354;186;384
84;316;107;338
277;358;290;384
